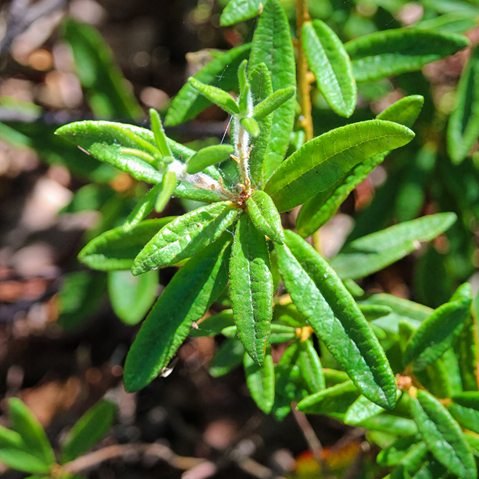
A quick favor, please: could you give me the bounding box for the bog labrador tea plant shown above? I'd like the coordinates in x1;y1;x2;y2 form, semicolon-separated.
2;0;479;478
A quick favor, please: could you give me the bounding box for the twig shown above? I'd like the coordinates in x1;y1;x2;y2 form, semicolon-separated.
291;405;323;463
343;441;369;479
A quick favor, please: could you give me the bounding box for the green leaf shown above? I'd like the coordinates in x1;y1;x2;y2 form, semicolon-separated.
303;20;356;117
221;323;296;343
404;283;472;371
186;145;234;175
124;236;232;391
448;43;479;164
63;19;142;119
344;394;385;425
123;185;162;231
246;190;284;244
165;44;251;126
0;425;26;450
265;120;415;212
377;436;423;467
79;218;175;271
453;392;479;410
189;310;234;337
249;0;296;178
155;171;177;213
244;348;275;413
449;404;479;435
298;339;325;394
132;202;239;275
57;272;107;329
209;337;244;377
296;381;359;416
359;415;418;436
108;270;158;325
240;117;260;138
188;78;240;115
416;12;478;34
8;398;54;465
276;230;397;409
359;304;392;320
345;29;470;82
150;109;172;158
229;213;273;365
454;314;478;391
0;449;51;474
248;63;273;185
410;390;477;479
377;95;425;128
253;87;296;120
330;213;457;280
60;400;116;463
220;0;262;26
173;180;226;203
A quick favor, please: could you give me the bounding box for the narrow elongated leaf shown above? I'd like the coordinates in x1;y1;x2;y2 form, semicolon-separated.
359;415;418;436
209;338;244;377
123;185;162;231
249;0;296;177
330;213;457;280
453;392;479;410
0;426;25;450
188;78;239;115
244;349;275;413
276;230;397;409
449;404;479;435
108;270;158;325
303;20;356;117
298;339;325;394
410;390;477;479
345;29;470;82
0;449;50;474
150;109;172;158
79;218;175;271
246;190;284;244
60;400;116;464
63;19;142;119
265;120;415;212
404;283;472;371
377;436;423;467
454;314;478;391
359;304;392;320
132;202;239;275
377;95;425;128
230;213;273;365
220;0;262;26
186;145;234;174
8;398;54;465
253;87;296;120
155;171;177;213
222;323;296;343
165;44;251;126
189;310;234;337
416;12;478;34
345;394;385;425
248;63;273;185
448;43;479;164
124;236;231;391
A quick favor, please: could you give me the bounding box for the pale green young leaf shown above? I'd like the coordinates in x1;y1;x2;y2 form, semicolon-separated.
249;0;296;179
0;449;51;475
79;218;175;271
248;63;273;185
155;171;177;213
276;230;397;409
0;425;26;450
132;202;239;275
359;304;392;320
189;309;233;337
186;145;234;175
123;184;162;232
124;236;231;391
188;77;239;115
60;400;116;464
150;109;172;158
165;44;251;126
220;0;262;26
411;390;477;479
265;120;414;212
303;20;356;117
108;270;158;325
244;348;275;414
330;213;457;280
8;398;55;465
229;213;273;365
404;283;472;371
240;117;260;138
415;12;478;34
209;338;245;377
377;95;425;128
253;87;296;120
246;190;284;245
298;339;325;394
448;43;479;164
346;29;470;82
344;394;385;425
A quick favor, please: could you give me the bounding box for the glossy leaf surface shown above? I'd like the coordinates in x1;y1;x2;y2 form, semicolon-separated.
377;95;425;128
246;190;284;244
132;202;238;275
303;20;356;117
220;0;262;26
186;145;234;174
124;236;231;391
276;230;397;409
244;348;275;413
230;214;273;365
265;120;414;212
297;381;359;415
346;29;469;82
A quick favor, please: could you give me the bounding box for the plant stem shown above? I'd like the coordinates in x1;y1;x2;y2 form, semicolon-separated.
296;0;314;142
